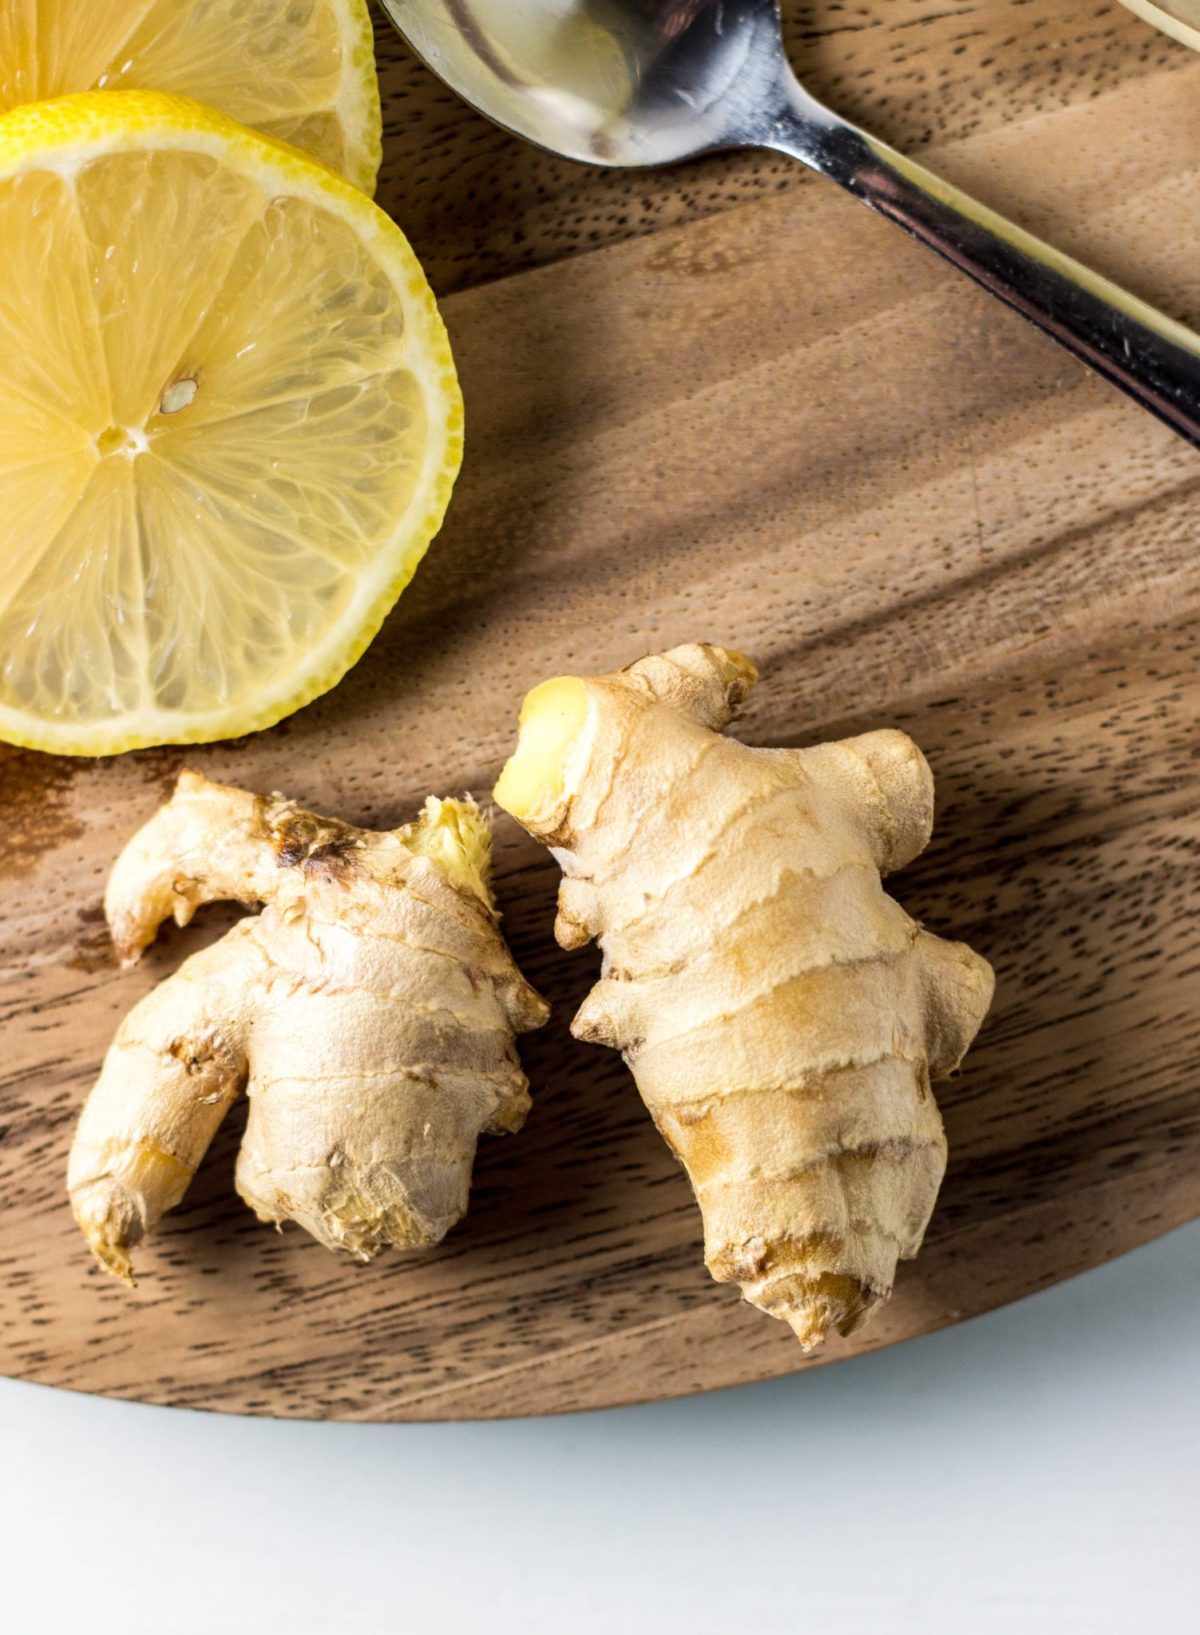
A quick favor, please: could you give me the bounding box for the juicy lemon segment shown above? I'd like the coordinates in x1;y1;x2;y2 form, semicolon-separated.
0;0;382;191
0;91;462;756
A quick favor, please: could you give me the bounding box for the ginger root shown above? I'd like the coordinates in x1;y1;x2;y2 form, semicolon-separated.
495;643;994;1350
68;773;548;1284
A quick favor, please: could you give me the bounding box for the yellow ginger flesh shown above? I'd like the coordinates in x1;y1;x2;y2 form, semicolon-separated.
495;643;994;1350
68;773;548;1284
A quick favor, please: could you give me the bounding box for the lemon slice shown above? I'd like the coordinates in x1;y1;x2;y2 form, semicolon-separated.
0;91;462;757
0;0;382;191
1118;0;1200;50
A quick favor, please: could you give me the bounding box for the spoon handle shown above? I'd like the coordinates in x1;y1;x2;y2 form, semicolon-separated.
767;89;1200;448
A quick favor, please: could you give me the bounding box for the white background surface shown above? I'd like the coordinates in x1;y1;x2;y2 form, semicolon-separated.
3;1222;1196;1634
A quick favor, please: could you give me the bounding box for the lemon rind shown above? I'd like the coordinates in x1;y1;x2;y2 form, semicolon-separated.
334;0;383;194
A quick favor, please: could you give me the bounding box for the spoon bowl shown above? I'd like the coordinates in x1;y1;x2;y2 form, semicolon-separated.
381;0;786;167
1117;0;1200;53
382;0;1200;445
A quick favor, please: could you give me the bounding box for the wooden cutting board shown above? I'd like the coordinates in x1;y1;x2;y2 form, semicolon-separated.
2;2;1198;1421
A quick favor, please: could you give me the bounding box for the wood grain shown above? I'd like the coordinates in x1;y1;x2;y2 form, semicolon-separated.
1;2;1198;1420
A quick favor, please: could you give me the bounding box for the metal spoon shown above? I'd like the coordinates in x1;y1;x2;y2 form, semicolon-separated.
379;0;1200;448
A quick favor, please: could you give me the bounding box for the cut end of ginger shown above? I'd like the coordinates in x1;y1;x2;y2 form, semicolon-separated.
494;676;590;832
72;1187;140;1287
403;795;494;909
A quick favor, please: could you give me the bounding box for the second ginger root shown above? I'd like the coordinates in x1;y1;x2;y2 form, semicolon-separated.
68;774;548;1283
495;643;994;1350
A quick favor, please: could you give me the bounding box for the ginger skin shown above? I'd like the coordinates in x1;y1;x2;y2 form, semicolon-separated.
68;773;548;1284
495;644;994;1350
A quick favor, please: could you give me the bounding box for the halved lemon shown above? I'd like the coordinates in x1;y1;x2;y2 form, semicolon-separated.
0;0;382;191
0;91;462;756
